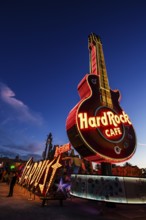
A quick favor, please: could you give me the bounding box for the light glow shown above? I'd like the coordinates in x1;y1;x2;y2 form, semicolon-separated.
78;110;132;130
45;155;62;195
105;127;122;137
54;143;71;157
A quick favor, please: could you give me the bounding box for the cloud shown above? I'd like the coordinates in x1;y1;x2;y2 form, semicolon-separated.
0;82;44;125
138;143;146;146
0;128;44;156
1;141;43;154
0;82;48;158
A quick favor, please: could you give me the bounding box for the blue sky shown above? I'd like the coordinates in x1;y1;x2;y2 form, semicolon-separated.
0;0;146;167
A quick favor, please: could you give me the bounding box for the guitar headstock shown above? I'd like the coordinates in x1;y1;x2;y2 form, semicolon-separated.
88;33;102;47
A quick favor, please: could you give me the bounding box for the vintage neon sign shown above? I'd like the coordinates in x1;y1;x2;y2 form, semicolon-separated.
77;108;132;142
54;143;71;157
70;174;146;204
39;159;55;194
66;33;136;162
19;157;33;185
45;155;62;195
78;110;131;129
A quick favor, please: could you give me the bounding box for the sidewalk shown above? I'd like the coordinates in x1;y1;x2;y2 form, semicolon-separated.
0;182;146;220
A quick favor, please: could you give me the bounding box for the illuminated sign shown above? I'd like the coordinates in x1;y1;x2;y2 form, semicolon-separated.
54;143;71;157
78;110;131;129
30;161;42;185
10;165;15;169
45;155;62;195
34;160;49;188
39;159;55;194
78;107;132;142
90;43;98;74
19;154;63;196
66;33;136;162
19;157;33;185
27;162;38;185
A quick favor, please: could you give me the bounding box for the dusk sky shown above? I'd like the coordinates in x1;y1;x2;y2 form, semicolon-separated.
0;1;146;167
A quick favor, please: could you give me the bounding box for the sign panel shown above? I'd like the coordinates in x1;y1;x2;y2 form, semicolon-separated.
71;174;146;204
66;33;136;162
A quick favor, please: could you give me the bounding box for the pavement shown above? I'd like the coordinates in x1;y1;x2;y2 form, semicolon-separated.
1;182;146;220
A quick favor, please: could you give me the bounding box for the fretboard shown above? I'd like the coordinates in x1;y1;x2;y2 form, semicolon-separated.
88;33;113;108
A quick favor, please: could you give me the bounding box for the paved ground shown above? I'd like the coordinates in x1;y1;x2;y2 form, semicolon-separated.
1;182;146;220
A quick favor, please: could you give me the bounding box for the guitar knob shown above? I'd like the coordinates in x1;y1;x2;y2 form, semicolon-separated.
124;142;129;148
114;146;121;154
91;78;97;84
128;134;133;139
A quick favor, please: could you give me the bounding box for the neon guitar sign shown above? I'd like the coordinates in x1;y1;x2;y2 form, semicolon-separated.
66;33;136;162
78;110;131;141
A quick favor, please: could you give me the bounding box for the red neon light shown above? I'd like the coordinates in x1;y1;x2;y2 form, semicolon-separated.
54;143;71;157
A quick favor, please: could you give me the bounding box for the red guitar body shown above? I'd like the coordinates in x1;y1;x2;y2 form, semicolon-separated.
66;73;136;162
66;74;136;162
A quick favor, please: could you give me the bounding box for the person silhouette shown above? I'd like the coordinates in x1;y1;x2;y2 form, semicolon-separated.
7;171;18;197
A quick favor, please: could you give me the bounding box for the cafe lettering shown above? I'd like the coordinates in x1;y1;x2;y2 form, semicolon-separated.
78;110;132;140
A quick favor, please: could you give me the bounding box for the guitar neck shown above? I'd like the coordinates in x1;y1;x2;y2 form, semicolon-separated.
88;33;113;108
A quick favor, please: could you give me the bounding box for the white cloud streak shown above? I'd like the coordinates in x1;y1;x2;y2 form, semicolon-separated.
0;82;44;125
138;143;146;146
